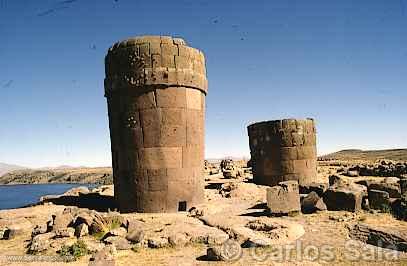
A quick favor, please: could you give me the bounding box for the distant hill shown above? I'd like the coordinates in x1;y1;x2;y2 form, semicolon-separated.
319;149;407;162
0;163;27;177
0;167;112;185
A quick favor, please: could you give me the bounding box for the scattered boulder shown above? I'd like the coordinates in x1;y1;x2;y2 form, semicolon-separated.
75;223;89;238
73;211;94;226
0;217;32;240
344;170;359;177
123;217;144;233
206;241;241;262
89;245;116;266
168;233;189;247
368;181;401;198
301;191;327;214
54;228;75;238
32;224;48;237
219;182;238;198
52;210;75;231
0;228;5;239
328;175;347;186
348;223;407;252
267;181;300;216
299;182;328;197
147;237;169;248
28;232;55;254
104;236;131;250
105;227;127;238
206;246;229;261
323;183;366;212
63;186;90;196
188;207;204;217
368;189;390;211
126;229;144;243
400;177;407;196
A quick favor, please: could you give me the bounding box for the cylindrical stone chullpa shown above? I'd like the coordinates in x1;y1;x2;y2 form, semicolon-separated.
247;118;318;186
104;36;207;213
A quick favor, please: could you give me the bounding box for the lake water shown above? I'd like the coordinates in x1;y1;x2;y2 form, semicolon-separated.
0;183;97;210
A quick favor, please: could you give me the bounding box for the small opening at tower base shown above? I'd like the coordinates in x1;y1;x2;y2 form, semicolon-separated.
178;201;187;211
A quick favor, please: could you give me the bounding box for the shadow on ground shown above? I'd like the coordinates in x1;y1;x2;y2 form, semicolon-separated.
41;193;117;212
205;182;223;190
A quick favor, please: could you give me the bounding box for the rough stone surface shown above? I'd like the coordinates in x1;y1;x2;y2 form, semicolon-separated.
348;223;407;252
104;35;208;213
368;181;401;198
28;232;55;253
106;227;127;238
323;183;366;212
168;233;189;247
301;191;327;214
206;246;231;261
52;211;75;231
267;181;300;215
368;189;390;210
89;245;116;266
147;237;169;248
32;224;48;237
299;182;328;197
247;118;318;186
126;229;144;243
75;223;89;238
400;177;407;196
104;236;132;250
54;227;75;238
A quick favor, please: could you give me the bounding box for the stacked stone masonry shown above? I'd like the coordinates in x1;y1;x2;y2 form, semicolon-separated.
104;36;207;213
247;119;318;186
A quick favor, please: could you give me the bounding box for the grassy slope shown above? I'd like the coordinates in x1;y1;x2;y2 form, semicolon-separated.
319;149;407;162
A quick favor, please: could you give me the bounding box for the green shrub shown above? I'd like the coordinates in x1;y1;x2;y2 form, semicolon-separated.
59;240;89;261
91;213;122;240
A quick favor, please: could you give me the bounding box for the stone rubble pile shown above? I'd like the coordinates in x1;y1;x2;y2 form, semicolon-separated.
204;160;220;175
342;161;407;178
220;159;244;179
265;173;407;220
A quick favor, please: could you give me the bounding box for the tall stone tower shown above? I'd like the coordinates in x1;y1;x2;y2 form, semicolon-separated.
104;36;207;213
247;118;317;186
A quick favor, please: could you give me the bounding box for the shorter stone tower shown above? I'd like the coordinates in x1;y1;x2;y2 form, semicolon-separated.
247;118;318;186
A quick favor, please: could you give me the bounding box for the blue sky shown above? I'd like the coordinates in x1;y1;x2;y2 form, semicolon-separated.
0;0;406;168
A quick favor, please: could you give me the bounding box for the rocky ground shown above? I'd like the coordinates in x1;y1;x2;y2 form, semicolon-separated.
0;163;406;265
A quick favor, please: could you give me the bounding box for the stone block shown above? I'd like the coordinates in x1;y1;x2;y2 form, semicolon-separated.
186;89;202;110
156;87;187;108
368;189;390;210
401;178;407;196
186;109;203;146
301;191;327;214
299;182;328;197
323;183;366;212
147;168;168;192
182;145;202;168
267;181;300;215
368;181;400;198
161;53;175;68
140;108;161;147
139;147;182;169
175;55;193;69
136;91;156;110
